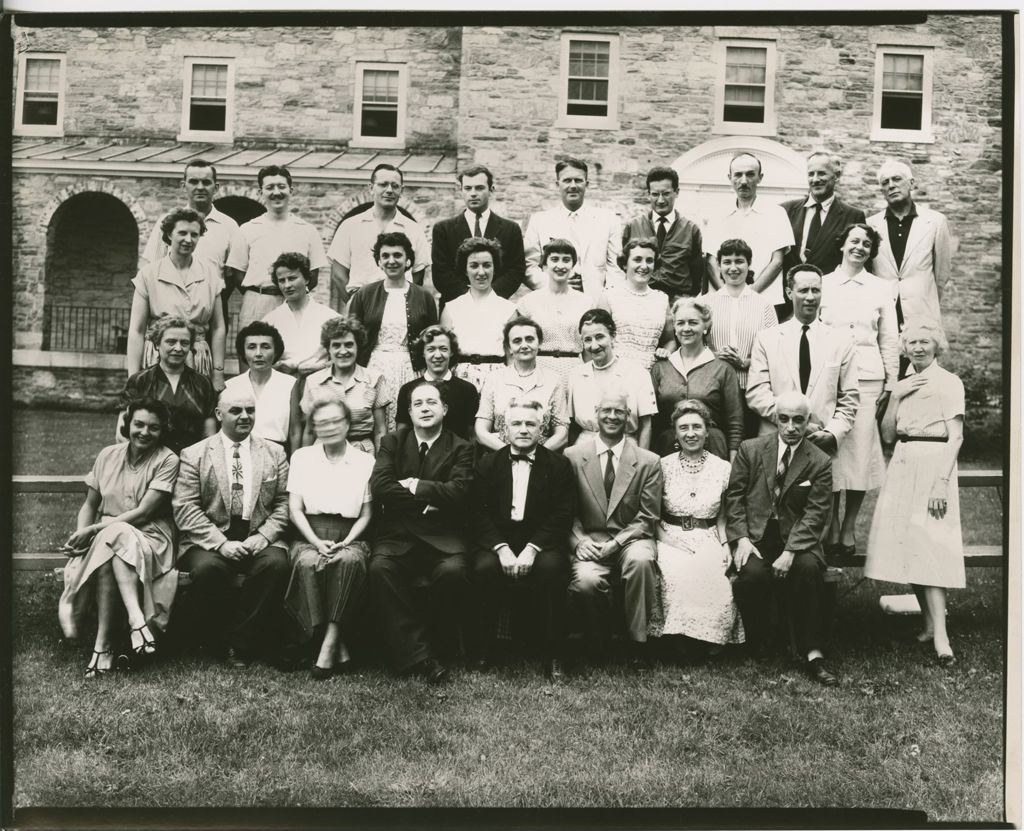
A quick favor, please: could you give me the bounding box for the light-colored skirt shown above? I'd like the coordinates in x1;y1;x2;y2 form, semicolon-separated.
143;331;212;378
864;441;965;589
367;347;416;434
833;379;886;491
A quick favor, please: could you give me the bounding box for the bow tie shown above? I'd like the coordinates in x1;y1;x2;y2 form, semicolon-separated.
510;453;534;464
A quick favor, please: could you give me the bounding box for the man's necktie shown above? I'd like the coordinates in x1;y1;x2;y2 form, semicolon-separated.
774;445;791;514
603;451;615;499
656;215;667;249
799;324;811;394
473;212;482;238
417;441;429;475
805;203;823;258
230;442;244;518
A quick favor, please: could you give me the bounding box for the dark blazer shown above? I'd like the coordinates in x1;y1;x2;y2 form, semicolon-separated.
622;213;705;297
395;374;480;441
473;445;575;554
780;196;867;277
370;426;473;556
347;279;438;367
724;434;832;564
431;211;526;303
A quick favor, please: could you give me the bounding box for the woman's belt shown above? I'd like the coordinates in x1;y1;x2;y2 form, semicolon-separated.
538;350;580;358
461;354;505;365
896;435;948;443
661;513;715;530
239;284;283;296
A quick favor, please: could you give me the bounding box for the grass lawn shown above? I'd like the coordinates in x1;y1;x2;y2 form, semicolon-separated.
9;408;1009;818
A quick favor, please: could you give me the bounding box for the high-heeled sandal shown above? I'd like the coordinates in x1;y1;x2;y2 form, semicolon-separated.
85;649;114;678
130;625;157;657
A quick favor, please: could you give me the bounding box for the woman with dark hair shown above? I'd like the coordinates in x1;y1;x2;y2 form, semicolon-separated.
292;316;389;454
439;237;516;390
262;251;340;377
59;397;180;676
820;222;899;557
395;324;480;440
223;320;295;448
597;237;674;370
515;238;590;382
126;207;227;390
649;399;743;655
348;232;438;432
285;398;373;678
119;315;218;456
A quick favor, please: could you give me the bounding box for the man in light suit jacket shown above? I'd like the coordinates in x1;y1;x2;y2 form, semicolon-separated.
173;386;291;667
725;392;837;686
369;380;475;684
431;164;526;304
472;399;575;681
746;265;859;456
565;391;663;667
780;151;867;280
867;159;953;331
622;166;704;299
523;157;623;299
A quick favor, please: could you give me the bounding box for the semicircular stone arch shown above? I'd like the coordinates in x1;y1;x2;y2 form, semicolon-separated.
671;136;808;229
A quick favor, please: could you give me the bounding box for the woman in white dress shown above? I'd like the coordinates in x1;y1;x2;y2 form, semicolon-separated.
820;223;899;557
440;237;516;391
515;238;590;382
224;320;295;450
650;399;743;655
865;320;964;666
59;397;180;676
597;237;674;370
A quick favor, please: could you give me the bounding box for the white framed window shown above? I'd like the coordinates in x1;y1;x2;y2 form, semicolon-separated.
557;33;620;130
352;63;408;148
14;53;66;137
871;47;934;143
178;58;235;143
713;39;777;137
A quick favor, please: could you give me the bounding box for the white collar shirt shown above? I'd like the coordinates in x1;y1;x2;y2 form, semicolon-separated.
800;193;836;261
463;208;493;236
509;447;537;522
594;435;625;477
650;209;678;234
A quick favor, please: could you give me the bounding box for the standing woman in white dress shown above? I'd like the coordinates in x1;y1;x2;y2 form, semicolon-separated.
597;237;674;370
820;223;899;557
515;238;590;383
649;399;743;656
348;232;438;432
223;320;296;450
865;320;964;666
440;237;516;391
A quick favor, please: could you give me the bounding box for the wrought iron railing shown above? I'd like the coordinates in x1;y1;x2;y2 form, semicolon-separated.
43;304;240;355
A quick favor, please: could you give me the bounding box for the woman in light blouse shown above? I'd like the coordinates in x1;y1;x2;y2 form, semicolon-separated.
223;320;295;449
285;398;373;677
820;223;899;557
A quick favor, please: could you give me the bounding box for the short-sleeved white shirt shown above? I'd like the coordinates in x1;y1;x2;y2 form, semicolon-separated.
262;299;340;368
227;214;328;289
704;199;794;305
327;211;431;291
141;205;238;270
287;443;374;517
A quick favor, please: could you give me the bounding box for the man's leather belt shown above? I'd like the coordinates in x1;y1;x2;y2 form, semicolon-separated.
896;435;948;443
240;285;283;296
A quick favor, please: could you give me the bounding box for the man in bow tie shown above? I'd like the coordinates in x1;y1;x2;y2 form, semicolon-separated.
725;391;838;686
471;399;575;680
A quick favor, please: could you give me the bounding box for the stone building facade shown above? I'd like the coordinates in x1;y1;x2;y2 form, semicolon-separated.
10;16;1006;440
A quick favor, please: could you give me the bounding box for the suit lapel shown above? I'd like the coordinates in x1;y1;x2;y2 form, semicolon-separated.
574;207;593;262
813;202;844;259
779;324;801;392
607;443;637;517
581;448;608;513
806;324;824;390
900;210;931;272
523;448;547;521
759;436;777;497
209;438;231;514
779;441;810;500
247;439;266;518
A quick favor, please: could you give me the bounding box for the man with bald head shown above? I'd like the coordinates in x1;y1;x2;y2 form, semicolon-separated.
173;386;291;667
867;159;953;332
564;391;663;668
725;391;838;685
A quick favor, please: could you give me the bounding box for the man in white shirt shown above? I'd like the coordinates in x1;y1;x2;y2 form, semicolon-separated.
523;157;623;299
565;392;663;668
328;163;431;303
172;387;291;668
704;152;794;320
226;165;329;330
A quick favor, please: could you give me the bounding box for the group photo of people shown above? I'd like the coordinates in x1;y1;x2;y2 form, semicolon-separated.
60;148;969;690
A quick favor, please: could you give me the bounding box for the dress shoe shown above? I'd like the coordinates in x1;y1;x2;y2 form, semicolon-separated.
935;652;956;668
806;657;839;687
310;665;335;681
411;657;449;684
544;657;565;682
225;647;248;669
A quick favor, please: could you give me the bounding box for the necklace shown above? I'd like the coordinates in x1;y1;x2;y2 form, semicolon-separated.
622;281;651;297
678;450;707;474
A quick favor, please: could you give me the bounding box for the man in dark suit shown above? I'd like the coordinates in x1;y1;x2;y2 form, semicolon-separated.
565;391;663;667
172;387;291;667
368;380;474;684
471;399;575;680
622;166;705;299
725;391;838;686
431;164;526;304
781;150;867;280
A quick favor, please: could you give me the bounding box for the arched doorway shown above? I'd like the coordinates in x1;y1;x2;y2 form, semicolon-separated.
672;136;808;230
43;192;139;352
